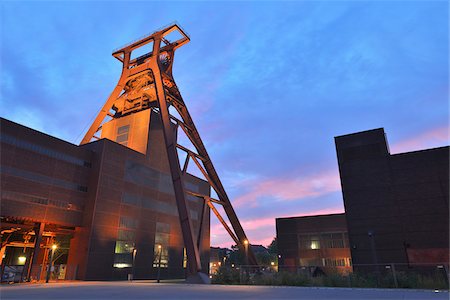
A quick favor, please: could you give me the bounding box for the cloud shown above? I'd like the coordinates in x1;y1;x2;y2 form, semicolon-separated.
233;169;341;208
211;206;345;248
390;126;448;154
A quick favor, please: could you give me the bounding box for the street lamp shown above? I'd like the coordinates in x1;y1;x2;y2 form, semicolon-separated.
46;244;57;283
243;240;249;266
157;245;162;283
131;248;137;281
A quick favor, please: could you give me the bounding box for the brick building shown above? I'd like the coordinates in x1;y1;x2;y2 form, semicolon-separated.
0;113;210;281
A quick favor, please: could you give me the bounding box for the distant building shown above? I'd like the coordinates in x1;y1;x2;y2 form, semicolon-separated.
277;128;449;274
0;115;210;281
276;213;351;274
209;247;230;274
335;128;449;270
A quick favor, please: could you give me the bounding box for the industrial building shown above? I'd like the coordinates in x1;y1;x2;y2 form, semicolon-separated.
335;128;449;270
0;115;210;281
277;128;449;274
1;24;257;283
276;213;352;274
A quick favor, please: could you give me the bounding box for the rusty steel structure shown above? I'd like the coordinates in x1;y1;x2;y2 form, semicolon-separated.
80;24;257;282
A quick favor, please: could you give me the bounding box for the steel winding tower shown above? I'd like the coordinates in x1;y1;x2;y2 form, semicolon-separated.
80;24;257;282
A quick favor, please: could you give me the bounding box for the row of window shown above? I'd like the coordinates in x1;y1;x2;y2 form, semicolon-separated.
124;160;204;201
121;192;198;220
2;190;83;211
1;133;91;167
116;125;129;146
299;257;352;267
1;166;88;193
124;161;174;195
113;222;172;269
153;222;170;268
298;232;349;250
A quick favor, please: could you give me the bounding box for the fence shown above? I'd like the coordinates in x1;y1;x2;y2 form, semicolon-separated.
212;263;449;290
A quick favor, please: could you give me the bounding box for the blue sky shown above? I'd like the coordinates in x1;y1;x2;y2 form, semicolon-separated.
1;1;448;247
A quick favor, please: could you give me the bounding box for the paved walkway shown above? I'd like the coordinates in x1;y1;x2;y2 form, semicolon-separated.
0;281;448;299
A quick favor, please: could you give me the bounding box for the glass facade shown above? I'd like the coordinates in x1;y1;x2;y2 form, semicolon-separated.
1;166;88;193
114;225;137;268
2;190;83;211
121;192;198;220
153;222;170;268
0;133;90;167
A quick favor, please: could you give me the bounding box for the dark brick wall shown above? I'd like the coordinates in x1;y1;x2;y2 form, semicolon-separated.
276;213;350;270
335;128;449;267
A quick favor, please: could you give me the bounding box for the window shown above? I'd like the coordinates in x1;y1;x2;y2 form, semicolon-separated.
119;216;138;229
113;229;136;269
299;232;348;250
122;193;141;206
153;244;169;268
156;222;170;233
299;258;323;267
153;222;170;268
321;232;346;249
118;229;136;241
116;125;130;146
183;248;187;268
324;258;348;267
121;191;178;216
0;134;88;167
310;240;320;250
1;166;87;193
115;241;135;254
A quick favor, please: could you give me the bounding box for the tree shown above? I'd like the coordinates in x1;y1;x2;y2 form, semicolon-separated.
268;237;277;254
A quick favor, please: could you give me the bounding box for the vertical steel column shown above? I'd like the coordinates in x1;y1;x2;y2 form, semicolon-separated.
29;222;45;281
150;35;202;276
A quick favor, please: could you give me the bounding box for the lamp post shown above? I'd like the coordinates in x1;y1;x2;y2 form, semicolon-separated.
243;240;249;266
45;244;57;283
157;245;162;283
131;248;137;281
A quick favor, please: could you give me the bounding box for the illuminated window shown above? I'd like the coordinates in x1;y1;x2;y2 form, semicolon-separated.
153;244;169;268
310;236;320;249
299;232;348;250
115;241;135;254
310;240;320;250
183;248;187;268
153;222;170;268
113;229;136;268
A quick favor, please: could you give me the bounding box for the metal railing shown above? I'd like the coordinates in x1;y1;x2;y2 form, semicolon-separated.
211;263;449;290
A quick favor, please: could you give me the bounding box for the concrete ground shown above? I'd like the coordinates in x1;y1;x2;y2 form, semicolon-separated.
0;281;448;300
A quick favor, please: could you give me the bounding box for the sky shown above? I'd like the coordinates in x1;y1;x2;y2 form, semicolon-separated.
1;1;448;248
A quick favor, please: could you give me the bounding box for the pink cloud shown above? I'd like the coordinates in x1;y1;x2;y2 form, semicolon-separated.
210;125;449;248
210;207;344;248
390;126;448;154
232;169;341;208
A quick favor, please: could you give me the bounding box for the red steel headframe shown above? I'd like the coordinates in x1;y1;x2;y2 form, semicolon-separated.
80;24;257;280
